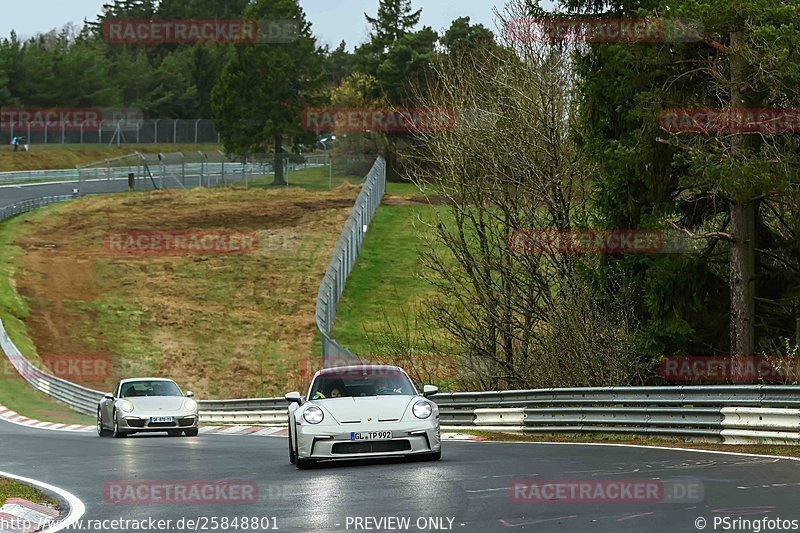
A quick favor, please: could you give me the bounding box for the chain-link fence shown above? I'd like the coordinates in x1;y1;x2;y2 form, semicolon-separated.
75;151;272;193
315;156;386;366
1;119;219;146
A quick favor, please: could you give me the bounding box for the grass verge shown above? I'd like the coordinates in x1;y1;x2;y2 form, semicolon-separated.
331;204;442;356
4;187;356;399
0;477;59;507
0;210;94;424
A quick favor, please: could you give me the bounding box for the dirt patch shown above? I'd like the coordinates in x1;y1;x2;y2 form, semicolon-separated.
383;194;449;206
11;187;357;398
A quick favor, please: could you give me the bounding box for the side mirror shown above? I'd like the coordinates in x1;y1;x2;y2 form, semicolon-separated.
186;391;194;398
423;385;438;397
104;393;114;400
285;391;302;404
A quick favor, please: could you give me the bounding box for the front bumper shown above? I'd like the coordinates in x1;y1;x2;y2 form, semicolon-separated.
117;413;198;432
296;419;440;460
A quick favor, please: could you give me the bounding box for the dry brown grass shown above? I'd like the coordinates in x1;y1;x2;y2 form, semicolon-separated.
10;187;357;398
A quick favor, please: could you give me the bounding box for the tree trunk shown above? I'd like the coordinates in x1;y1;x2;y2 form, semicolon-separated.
728;30;755;357
272;135;286;186
730;200;755;356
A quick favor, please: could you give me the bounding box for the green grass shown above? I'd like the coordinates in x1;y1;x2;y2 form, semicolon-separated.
331;204;443;355
0;211;95;424
0;477;59;507
244;167;363;192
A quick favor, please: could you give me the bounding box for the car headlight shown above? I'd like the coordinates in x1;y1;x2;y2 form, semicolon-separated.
183;399;198;411
412;400;432;419
119;400;134;413
302;406;324;424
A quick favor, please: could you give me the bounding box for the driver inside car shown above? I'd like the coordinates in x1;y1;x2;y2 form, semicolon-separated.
374;377;402;395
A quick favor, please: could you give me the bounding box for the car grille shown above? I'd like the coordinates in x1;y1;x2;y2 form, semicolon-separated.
178;417;196;427
126;419;145;428
148;421;177;428
332;440;411;455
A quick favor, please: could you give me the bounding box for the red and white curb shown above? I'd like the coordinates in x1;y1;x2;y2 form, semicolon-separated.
0;404;289;437
0;404;480;441
0;406;93;433
199;426;288;437
0;471;84;533
0;498;59;533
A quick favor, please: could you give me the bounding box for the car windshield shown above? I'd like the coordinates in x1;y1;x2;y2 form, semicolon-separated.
309;370;416;399
120;381;182;398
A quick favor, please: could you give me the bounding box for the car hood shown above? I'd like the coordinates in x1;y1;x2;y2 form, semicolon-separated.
315;396;416;423
123;396;188;412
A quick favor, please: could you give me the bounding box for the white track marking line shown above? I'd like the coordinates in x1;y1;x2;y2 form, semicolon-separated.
449;440;800;462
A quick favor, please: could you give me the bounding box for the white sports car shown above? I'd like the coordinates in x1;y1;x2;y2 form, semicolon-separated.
97;378;199;438
285;365;441;468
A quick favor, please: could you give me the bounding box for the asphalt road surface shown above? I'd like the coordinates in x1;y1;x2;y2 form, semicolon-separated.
0;173;247;210
1;419;798;533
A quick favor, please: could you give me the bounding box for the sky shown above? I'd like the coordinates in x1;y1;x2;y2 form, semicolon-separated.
0;0;509;49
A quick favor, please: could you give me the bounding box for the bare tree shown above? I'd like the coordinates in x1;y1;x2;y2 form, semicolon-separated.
401;0;642;389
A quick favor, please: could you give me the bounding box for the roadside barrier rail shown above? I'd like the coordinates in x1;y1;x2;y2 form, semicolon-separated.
3;159;799;444
314;156;386;366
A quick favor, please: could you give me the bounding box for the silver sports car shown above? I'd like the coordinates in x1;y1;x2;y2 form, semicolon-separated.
285;365;441;468
97;378;199;438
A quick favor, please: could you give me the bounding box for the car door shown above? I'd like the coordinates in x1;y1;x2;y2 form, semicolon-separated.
102;381;121;424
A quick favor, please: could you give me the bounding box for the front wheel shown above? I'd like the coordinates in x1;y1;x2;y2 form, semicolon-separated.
112;413;127;438
97;411;110;437
288;419;297;464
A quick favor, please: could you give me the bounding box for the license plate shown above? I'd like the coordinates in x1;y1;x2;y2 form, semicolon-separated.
150;416;174;423
351;431;392;441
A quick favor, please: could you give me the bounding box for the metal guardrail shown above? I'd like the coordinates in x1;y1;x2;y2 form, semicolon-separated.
315;156;386;366
3;158;798;445
3;310;800;440
0;195;75;222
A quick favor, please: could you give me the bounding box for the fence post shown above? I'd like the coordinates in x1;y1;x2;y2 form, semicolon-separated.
159;153;166;189
194;119;201;145
154;119;160;144
173;119;178;144
198;151;206;187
